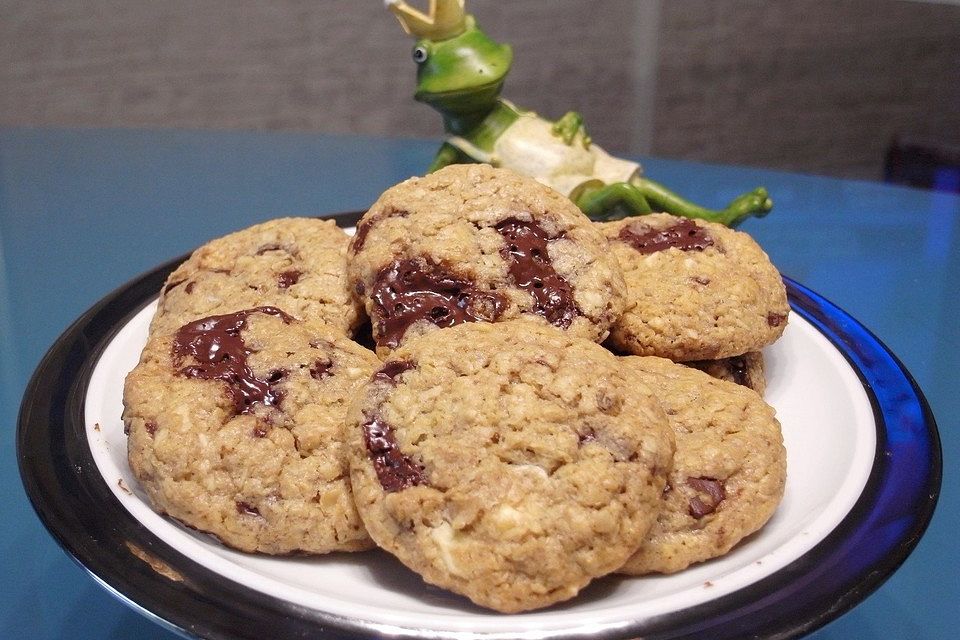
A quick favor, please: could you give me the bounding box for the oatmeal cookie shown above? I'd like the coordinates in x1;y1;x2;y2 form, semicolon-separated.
125;307;379;554
598;214;788;361
687;351;766;395
347;164;627;355
151;217;363;337
619;356;786;575
346;320;673;612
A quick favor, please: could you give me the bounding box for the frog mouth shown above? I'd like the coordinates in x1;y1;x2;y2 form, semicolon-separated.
414;79;505;105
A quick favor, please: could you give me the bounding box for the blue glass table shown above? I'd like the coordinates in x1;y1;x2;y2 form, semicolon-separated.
1;127;956;639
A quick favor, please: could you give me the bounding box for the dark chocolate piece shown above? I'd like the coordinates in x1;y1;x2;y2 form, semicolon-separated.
618;219;714;254
277;270;302;289
309;358;333;380
145;420;158;436
235;501;262;517
687;476;726;518
163;278;187;294
495;217;579;328
172;307;294;413
265;369;288;383
767;312;787;327
361;413;427;492
370;258;506;348
375;360;415;384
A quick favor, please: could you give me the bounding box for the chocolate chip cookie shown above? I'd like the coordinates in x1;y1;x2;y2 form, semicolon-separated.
598;214;789;361
347;164;627;354
346;320;674;612
125;307;380;554
619;356;786;575
151;217;363;338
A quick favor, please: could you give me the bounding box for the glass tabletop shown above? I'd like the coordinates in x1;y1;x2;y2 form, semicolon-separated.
1;127;956;639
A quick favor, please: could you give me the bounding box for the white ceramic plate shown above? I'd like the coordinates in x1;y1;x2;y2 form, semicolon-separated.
83;299;872;637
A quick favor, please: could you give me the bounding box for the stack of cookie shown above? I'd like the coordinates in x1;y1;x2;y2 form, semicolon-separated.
123;164;787;613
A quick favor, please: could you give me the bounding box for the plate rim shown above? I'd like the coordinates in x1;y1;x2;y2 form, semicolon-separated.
16;211;942;640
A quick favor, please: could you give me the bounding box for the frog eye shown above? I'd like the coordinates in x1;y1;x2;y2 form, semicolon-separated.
412;45;429;64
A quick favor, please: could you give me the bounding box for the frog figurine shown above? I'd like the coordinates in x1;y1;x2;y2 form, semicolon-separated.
386;0;773;225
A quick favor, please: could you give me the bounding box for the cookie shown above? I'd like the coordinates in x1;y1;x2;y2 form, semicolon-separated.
125;307;380;554
619;356;786;575
598;214;789;361
151;217;363;338
346;320;674;612
347;164;627;355
687;351;766;395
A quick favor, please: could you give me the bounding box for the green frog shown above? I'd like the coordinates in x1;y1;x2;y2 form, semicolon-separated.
386;0;773;225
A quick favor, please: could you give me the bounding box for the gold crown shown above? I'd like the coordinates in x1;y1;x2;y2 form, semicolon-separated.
386;0;467;40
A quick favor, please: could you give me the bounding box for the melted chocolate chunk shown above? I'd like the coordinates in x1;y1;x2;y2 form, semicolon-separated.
370;258;506;348
495;218;580;328
277;270;302;289
172;307;294;414
352;207;409;253
618;219;714;254
309;358;333;380
145;420;158;437
235;501;262;517
375;360;415;384
767;312;786;327
687;476;726;518
252;425;269;438
361;413;427;492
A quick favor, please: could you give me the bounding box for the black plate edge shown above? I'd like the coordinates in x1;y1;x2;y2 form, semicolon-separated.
16;216;941;640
